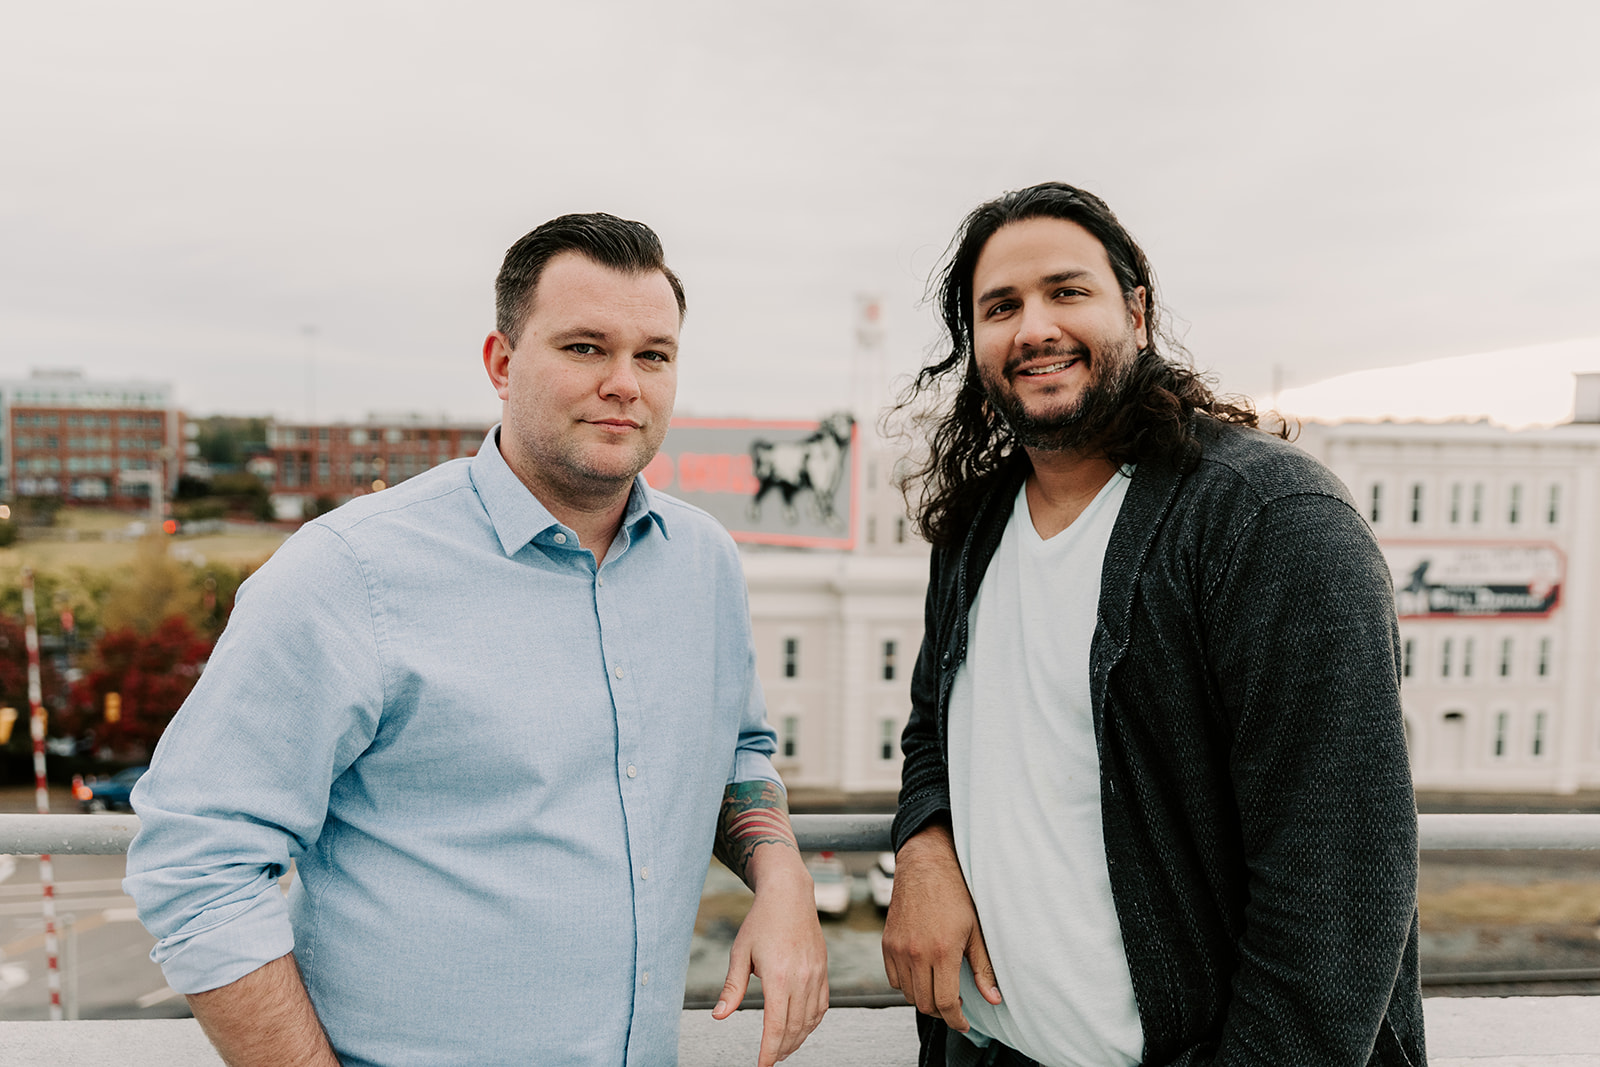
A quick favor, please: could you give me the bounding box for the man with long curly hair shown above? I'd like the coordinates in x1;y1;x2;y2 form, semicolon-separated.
882;182;1423;1066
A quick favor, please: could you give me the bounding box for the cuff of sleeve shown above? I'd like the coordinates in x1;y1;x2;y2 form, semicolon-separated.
728;750;782;789
151;882;297;995
891;797;952;852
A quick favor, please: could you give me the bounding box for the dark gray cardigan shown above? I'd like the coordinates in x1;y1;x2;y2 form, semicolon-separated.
893;417;1424;1066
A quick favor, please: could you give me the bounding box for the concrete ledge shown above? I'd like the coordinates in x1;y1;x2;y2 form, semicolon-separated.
1425;996;1600;1063
1;998;1596;1065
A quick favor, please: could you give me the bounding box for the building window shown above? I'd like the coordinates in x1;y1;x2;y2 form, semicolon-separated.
1537;637;1551;678
1547;484;1561;525
1471;484;1484;525
783;637;799;679
1409;483;1424;524
782;716;799;759
1493;712;1509;758
894;517;907;544
1462;638;1474;679
880;719;896;761
1508;483;1522;525
1402;639;1414;679
1449;483;1462;525
866;517;877;544
1368;483;1383;523
1532;712;1547;757
1499;637;1514;678
1440;638;1452;678
882;640;897;681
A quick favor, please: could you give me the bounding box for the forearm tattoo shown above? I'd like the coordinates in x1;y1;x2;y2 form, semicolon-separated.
713;780;799;886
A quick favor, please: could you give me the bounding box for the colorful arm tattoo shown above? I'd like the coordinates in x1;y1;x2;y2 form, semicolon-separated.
713;779;799;886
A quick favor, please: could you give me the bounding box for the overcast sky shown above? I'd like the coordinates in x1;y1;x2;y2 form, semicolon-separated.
5;1;1597;425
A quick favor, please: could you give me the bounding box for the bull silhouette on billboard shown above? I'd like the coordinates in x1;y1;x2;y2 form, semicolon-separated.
747;411;854;528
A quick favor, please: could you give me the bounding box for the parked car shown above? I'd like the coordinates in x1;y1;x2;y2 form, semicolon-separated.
807;852;853;918
72;766;147;813
867;851;895;913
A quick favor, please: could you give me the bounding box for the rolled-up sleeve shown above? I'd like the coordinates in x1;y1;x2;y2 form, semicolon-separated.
124;524;384;994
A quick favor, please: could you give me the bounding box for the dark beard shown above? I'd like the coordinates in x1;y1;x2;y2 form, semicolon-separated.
983;334;1140;453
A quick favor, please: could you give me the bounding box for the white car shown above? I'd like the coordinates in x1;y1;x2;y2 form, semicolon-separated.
867;851;895;913
807;852;853;917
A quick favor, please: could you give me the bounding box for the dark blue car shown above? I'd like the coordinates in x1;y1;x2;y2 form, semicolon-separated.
74;766;148;813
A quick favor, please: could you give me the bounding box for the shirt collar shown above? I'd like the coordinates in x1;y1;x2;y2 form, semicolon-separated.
469;425;671;557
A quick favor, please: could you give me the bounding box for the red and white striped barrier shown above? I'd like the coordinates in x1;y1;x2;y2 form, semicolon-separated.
22;569;63;1021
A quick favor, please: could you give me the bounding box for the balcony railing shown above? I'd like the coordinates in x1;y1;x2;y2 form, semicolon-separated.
3;811;1598;1064
4;811;1600;856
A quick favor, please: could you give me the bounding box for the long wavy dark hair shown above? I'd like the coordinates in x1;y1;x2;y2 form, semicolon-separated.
897;182;1282;547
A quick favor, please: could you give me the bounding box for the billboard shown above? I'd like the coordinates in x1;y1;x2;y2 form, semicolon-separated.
643;413;858;548
1384;541;1563;618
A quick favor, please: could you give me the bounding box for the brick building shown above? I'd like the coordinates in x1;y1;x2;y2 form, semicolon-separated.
0;369;182;504
261;415;491;519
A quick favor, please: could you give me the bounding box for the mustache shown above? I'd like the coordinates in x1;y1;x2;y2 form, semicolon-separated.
1003;343;1092;378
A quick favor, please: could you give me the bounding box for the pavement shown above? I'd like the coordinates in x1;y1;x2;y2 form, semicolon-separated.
3;999;1600;1065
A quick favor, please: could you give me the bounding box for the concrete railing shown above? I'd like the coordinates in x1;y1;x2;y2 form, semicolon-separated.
5;811;1600;856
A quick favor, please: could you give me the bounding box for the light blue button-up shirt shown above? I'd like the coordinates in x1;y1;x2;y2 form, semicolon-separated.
125;428;779;1067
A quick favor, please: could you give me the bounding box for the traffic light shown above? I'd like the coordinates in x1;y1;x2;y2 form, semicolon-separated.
104;692;122;724
0;707;15;744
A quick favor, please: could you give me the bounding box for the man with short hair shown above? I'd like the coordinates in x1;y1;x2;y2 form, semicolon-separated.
882;183;1424;1066
127;213;827;1067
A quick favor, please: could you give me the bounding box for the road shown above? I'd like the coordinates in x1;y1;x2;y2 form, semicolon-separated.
0;852;187;1021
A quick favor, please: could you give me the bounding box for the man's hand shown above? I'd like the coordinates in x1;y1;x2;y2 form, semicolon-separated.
714;852;828;1066
880;823;1001;1033
712;781;829;1065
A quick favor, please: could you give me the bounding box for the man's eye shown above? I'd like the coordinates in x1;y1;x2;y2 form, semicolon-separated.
569;343;600;355
984;301;1016;318
1054;288;1086;300
638;351;671;363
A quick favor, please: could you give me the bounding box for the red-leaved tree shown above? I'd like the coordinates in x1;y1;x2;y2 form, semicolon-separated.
68;616;213;760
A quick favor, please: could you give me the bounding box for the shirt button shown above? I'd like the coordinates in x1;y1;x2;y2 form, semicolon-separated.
626;764;637;778
553;532;567;544
642;972;650;985
614;665;624;679
597;575;605;587
641;867;650;880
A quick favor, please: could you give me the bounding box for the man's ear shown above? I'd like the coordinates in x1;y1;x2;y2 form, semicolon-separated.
483;332;513;400
1127;286;1149;350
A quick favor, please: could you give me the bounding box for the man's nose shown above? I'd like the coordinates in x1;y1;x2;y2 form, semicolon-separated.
1014;300;1062;349
599;357;641;402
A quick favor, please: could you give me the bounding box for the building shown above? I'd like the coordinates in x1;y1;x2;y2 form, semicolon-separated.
742;437;930;798
0;369;182;504
1295;376;1600;794
260;415;491;519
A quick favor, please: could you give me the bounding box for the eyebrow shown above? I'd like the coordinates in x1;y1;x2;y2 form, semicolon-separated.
976;269;1095;308
550;327;678;350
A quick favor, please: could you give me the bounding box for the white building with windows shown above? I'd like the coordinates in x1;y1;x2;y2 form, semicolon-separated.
1296;381;1600;794
741;439;929;796
745;375;1600;798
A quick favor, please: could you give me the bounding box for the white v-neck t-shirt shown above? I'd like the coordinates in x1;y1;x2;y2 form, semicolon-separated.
947;472;1142;1067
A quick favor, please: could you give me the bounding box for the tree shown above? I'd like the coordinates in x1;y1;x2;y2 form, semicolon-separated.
67;616;211;759
99;535;202;635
